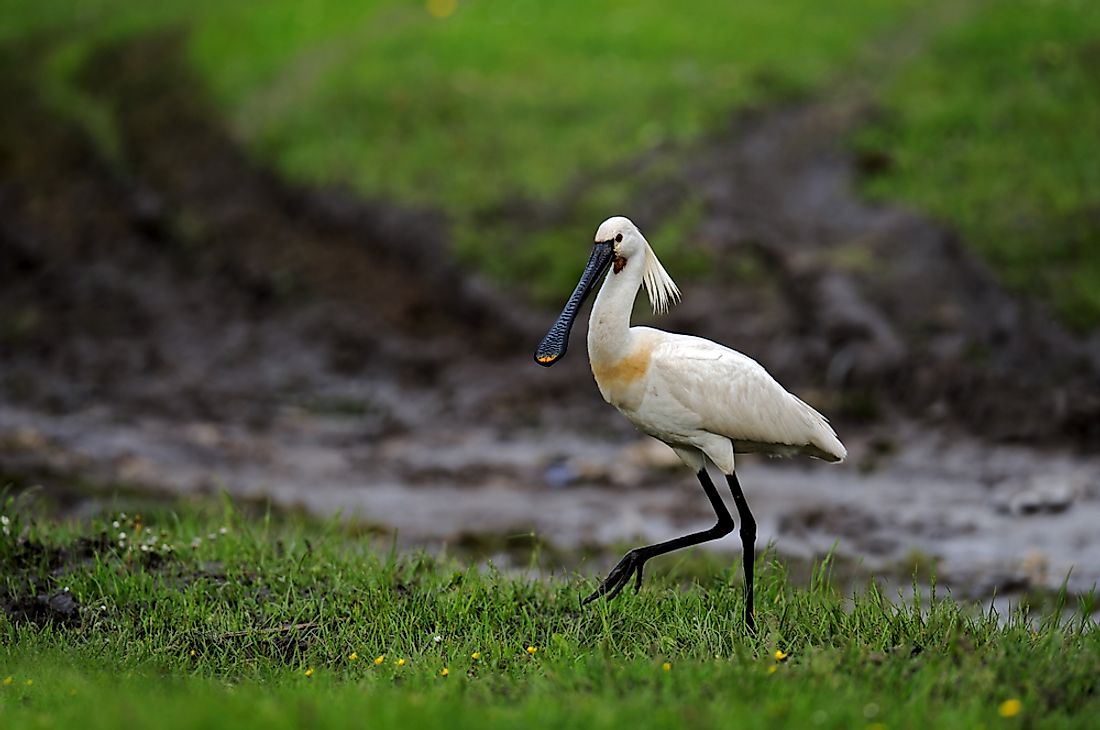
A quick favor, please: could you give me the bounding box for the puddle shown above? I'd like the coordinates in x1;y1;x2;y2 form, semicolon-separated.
5;405;1099;598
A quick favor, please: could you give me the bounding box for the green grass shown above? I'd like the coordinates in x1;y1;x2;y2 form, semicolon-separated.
858;0;1100;330
7;1;1100;324
183;0;921;297
5;0;920;300
2;498;1098;728
190;0;917;282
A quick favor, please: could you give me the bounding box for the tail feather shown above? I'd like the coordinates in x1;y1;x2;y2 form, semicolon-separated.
792;395;847;463
808;431;847;463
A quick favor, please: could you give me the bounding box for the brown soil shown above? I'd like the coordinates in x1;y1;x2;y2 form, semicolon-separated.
0;34;542;426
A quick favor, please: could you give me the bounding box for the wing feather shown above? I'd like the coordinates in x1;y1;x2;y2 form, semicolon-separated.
647;332;845;461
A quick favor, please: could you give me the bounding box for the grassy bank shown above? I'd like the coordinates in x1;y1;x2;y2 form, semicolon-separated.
186;0;919;298
6;1;1100;323
2;499;1098;728
858;0;1100;330
8;0;919;300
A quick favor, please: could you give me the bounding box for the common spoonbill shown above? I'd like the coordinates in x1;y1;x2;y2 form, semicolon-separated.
534;216;846;630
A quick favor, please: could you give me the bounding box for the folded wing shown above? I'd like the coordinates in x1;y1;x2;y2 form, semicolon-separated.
649;333;846;462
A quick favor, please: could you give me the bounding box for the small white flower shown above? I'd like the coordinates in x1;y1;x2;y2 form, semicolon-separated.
207;533;216;540
2;527;8;536
112;520;120;529
118;540;125;548
120;513;127;519
219;527;228;535
161;543;171;551
99;605;107;611
118;532;127;540
433;635;443;644
1;515;10;525
190;537;202;548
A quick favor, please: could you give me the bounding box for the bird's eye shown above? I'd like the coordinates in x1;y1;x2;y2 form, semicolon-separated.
615;233;623;243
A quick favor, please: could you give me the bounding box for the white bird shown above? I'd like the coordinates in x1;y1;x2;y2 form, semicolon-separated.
535;216;846;631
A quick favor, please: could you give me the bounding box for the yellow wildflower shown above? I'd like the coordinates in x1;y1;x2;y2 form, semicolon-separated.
304;668;314;678
24;679;32;686
373;655;385;665
767;665;778;675
2;676;12;686
661;662;672;672
396;658;406;667
348;652;359;662
526;646;538;655
774;649;788;662
999;699;1022;718
471;651;481;660
189;649;196;657
440;667;450;677
425;0;457;20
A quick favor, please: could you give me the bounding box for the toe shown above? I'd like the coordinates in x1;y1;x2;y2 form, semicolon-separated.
582;550;645;606
632;562;645;594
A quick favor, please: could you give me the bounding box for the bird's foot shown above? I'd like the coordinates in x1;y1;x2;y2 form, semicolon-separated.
582;549;648;605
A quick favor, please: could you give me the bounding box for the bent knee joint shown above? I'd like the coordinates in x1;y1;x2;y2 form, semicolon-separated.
715;516;735;536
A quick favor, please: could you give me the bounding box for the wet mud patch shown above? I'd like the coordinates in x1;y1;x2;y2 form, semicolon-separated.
778;504;899;556
2;515;195;630
0;33;543;428
2;536;100;629
0;528;100;626
1;505;325;654
3;588;81;628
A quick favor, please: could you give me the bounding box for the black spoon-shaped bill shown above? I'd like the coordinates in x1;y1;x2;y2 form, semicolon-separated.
534;243;614;366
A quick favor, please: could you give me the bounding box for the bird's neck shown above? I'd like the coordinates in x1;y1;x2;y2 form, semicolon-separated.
587;259;643;365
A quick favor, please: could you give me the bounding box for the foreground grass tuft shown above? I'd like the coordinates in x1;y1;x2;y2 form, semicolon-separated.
2;499;1098;728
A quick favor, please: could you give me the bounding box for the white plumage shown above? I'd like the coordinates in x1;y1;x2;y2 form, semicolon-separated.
613;329;846;470
583;217;845;475
534;215;845;625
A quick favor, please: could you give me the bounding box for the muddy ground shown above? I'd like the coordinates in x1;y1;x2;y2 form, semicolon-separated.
2;35;1099;601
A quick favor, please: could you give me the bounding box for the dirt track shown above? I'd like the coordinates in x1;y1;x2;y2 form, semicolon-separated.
2;35;1099;598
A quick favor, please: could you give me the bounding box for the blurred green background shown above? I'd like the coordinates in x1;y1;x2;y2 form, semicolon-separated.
6;0;1100;326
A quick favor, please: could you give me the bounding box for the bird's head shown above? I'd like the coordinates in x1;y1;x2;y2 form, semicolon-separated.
593;216;644;274
534;216;679;367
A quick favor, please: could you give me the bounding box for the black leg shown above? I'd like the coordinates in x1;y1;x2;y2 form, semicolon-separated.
583;469;734;605
725;472;757;632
